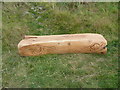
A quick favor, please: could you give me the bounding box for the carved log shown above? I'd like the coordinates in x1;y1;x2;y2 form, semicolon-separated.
18;33;107;56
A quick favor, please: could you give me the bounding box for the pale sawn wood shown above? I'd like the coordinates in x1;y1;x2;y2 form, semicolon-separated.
18;33;107;56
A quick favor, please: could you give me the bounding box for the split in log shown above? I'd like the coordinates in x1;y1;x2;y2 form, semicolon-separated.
18;33;107;56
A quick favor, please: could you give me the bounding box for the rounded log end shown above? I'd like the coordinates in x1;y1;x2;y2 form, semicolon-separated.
98;47;107;54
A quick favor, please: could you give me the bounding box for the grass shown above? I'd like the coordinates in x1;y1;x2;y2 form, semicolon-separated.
2;2;118;88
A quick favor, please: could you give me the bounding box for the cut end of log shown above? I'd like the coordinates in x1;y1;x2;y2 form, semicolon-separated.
18;33;107;56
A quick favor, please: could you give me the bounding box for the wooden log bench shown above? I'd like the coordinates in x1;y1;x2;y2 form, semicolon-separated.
18;33;107;56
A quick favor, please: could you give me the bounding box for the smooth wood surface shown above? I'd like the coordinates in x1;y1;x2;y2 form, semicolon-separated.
18;33;107;56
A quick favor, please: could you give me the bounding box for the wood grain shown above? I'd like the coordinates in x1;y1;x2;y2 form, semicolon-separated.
18;33;107;56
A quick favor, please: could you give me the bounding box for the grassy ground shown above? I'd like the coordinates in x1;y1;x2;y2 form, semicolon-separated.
2;2;118;88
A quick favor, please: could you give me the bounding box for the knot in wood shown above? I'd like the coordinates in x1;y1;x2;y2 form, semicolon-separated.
90;43;100;50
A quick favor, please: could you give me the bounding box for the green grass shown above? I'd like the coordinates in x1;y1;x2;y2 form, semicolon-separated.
2;2;118;88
